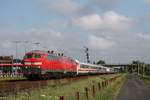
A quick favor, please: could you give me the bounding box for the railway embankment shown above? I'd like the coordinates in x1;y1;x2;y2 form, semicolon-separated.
1;74;126;100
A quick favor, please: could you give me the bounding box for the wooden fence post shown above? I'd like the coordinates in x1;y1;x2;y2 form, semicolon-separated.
85;87;89;99
106;80;108;86
59;96;64;100
92;85;95;96
98;82;101;91
76;92;80;100
102;81;105;88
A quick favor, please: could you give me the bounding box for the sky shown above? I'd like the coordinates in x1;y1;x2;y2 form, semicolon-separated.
0;0;150;63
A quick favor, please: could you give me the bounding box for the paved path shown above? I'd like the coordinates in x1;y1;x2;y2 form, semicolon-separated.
116;74;150;100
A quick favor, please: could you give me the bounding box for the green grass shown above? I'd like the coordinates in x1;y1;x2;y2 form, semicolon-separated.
4;74;124;100
0;76;26;81
93;74;126;100
139;75;150;87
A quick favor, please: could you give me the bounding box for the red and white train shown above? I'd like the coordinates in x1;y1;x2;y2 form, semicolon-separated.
23;50;114;79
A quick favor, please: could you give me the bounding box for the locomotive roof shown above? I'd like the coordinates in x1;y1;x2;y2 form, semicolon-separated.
26;50;46;54
26;50;86;63
26;50;68;58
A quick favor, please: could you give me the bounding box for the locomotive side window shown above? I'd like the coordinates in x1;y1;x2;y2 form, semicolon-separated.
34;53;41;58
46;54;58;60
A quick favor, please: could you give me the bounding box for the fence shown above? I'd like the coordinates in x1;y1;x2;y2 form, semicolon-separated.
2;75;121;100
0;73;24;79
58;75;121;100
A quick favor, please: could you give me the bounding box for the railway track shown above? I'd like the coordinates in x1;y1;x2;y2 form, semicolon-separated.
0;75;91;97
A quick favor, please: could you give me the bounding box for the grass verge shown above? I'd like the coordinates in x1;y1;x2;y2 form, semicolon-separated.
0;76;26;81
4;74;124;100
139;75;150;87
93;74;126;100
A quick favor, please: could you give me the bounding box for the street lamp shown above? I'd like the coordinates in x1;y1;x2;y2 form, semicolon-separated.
33;42;40;50
12;41;21;59
23;41;29;53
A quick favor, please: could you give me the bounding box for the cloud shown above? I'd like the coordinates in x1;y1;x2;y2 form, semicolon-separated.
24;28;63;39
144;0;150;4
92;0;119;4
73;11;132;32
91;0;121;9
38;0;81;15
137;33;150;40
73;14;101;30
21;28;65;51
88;35;115;50
144;13;150;20
0;41;12;49
0;27;64;55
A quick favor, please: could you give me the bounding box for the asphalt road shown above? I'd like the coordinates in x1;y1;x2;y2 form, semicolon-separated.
116;73;150;100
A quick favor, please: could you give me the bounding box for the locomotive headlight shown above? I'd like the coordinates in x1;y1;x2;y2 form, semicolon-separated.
37;66;41;68
25;62;31;65
33;62;42;65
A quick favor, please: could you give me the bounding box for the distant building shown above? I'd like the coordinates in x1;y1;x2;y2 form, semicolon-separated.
0;56;13;64
0;56;13;73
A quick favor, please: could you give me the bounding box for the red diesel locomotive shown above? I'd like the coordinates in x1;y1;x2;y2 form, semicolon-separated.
23;50;77;79
23;50;115;79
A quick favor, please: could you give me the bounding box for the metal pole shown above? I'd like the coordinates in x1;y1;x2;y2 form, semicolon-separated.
33;42;40;50
16;42;18;59
84;46;90;63
11;55;13;75
138;63;140;75
12;41;21;59
23;41;29;54
143;63;145;77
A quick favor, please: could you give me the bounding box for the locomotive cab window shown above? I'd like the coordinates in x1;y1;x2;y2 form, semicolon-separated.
26;54;32;59
34;53;41;58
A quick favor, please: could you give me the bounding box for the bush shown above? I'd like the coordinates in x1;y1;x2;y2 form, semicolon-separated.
145;65;150;75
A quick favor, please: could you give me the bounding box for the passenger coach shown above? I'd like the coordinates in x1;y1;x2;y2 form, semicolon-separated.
76;62;114;75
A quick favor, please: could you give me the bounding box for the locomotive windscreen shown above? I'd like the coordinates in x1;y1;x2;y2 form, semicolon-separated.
26;54;32;59
34;54;41;58
25;53;41;59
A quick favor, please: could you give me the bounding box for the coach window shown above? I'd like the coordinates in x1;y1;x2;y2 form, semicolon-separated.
80;65;84;68
81;65;89;68
34;54;41;58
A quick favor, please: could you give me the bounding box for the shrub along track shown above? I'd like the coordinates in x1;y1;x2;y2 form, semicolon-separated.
0;74;113;97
